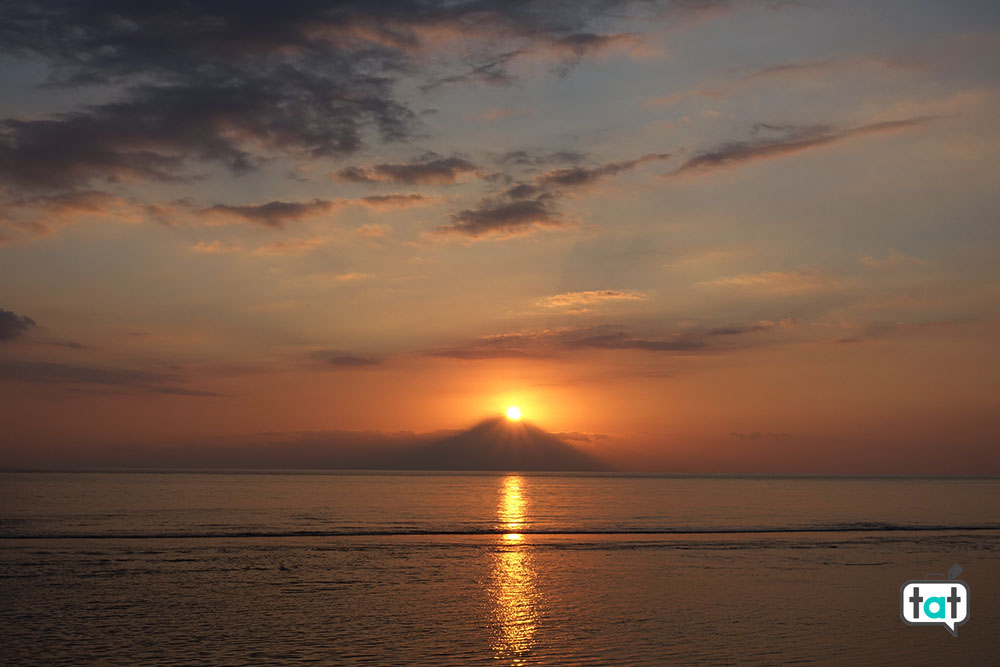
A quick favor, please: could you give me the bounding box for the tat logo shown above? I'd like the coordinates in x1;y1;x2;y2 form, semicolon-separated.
900;564;969;636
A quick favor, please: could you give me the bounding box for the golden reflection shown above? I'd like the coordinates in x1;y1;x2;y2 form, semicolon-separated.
489;475;539;665
498;475;526;535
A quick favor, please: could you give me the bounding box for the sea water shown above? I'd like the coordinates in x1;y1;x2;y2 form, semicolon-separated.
2;472;998;665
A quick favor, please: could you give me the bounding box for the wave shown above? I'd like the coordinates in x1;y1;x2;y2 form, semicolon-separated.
3;523;1000;540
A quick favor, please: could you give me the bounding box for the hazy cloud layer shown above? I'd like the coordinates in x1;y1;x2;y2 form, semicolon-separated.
310;351;381;367
428;326;710;359
0;360;219;396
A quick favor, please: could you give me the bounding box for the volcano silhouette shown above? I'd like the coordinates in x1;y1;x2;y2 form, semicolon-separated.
393;417;608;471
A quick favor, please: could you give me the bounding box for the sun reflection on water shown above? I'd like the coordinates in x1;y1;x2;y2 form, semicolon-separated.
489;475;539;665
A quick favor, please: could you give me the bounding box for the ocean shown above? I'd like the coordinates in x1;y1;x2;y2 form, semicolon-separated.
2;472;997;665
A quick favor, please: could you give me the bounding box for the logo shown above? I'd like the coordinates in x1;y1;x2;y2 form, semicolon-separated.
900;564;969;636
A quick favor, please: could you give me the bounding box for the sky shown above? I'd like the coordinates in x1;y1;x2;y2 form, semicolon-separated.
1;0;998;473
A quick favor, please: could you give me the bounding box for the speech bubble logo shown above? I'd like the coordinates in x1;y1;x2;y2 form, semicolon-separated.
900;580;970;636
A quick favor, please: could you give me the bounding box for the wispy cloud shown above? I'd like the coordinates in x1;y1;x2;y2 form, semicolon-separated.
357;194;431;209
253;238;325;255
538;289;647;311
310;350;381;368
671;117;932;176
699;270;831;291
859;249;930;269
0;360;219;396
427;326;707;359
335;153;478;185
191;241;244;254
644;55;920;108
538;153;670;187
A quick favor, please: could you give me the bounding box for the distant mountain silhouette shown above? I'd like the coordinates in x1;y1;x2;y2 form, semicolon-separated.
392;417;609;471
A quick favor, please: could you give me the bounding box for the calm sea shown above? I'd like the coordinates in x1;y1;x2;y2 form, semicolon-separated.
2;472;998;665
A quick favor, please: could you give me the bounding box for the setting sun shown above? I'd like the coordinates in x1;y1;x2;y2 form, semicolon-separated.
505;406;522;421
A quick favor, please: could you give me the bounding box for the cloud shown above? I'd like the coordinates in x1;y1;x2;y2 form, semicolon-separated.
0;190;140;241
730;431;792;439
335;154;478;185
0;1;729;197
357;194;430;209
439;150;669;239
700;271;832;291
195;193;427;230
253;238;325;255
200;199;334;228
0;308;36;341
310;351;381;368
708;318;798;336
672;118;932;175
422;50;524;90
708;324;771;336
563;332;704;352
428;326;707;359
191;241;243;254
0;360;219;395
440;194;566;239
538;153;671;187
538;289;647;311
474;107;535;123
859;249;930;269
0;73;414;192
18;190;124;215
644;56;919;108
544;32;650;75
426;333;538;360
498;150;586;166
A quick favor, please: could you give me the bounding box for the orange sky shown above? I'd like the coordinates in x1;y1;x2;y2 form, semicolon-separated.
1;1;999;472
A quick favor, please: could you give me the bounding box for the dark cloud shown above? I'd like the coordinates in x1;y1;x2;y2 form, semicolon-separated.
422;50;524;91
428;326;708;360
498;150;586;166
548;32;639;76
335;153;478;185
439;151;669;238
538;152;671;187
1;1;682;194
551;32;634;58
0;308;36;341
563;332;704;352
17;190;122;214
0;360;219;395
442;194;565;238
200;199;334;228
310;351;381;367
672;118;931;175
708;324;771;336
358;193;429;209
0;71;413;191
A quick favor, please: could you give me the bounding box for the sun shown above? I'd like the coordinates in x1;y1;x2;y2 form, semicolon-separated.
505;406;522;421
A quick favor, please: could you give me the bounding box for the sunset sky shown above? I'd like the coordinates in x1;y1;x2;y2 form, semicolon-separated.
1;1;998;472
